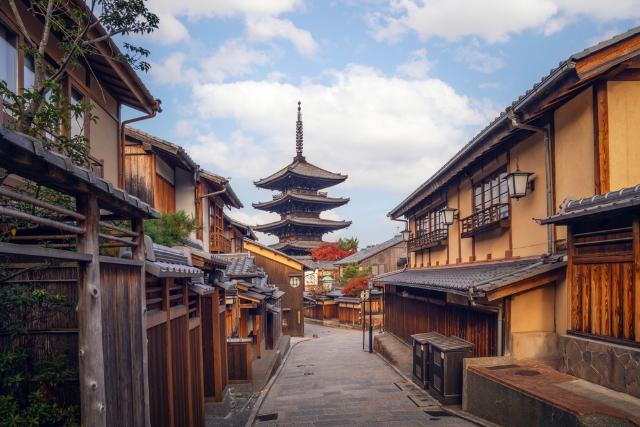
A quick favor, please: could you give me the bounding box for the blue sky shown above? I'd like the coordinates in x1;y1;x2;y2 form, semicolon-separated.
124;0;640;247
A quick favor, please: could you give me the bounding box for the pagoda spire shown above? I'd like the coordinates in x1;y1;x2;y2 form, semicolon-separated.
296;101;304;160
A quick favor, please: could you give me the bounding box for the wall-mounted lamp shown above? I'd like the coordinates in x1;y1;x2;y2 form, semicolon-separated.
505;169;534;199
401;225;411;242
441;207;458;226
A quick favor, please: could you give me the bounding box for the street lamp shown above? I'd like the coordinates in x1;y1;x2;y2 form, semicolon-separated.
441;207;458;226
401;226;411;242
505;169;534;199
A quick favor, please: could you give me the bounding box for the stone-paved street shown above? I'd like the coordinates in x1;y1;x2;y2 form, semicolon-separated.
253;323;475;426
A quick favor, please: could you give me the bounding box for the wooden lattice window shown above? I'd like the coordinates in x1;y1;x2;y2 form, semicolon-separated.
473;170;508;216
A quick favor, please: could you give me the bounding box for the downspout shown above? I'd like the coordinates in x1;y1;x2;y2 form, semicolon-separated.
119;99;162;189
506;109;555;255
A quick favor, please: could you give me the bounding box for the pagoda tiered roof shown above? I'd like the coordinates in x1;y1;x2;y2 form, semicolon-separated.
272;240;324;254
254;158;347;191
253;216;351;234
253;191;349;213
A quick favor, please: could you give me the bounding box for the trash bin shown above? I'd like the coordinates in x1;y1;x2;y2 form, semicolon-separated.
428;335;473;404
411;332;445;389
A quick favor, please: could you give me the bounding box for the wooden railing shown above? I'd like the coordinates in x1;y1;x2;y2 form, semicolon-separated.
209;232;231;253
408;228;448;252
460;203;509;238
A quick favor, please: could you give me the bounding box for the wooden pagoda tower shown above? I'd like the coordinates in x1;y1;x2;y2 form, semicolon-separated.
253;102;351;256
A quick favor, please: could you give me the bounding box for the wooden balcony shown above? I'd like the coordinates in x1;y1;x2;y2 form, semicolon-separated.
408;229;448;252
210;233;231;253
461;203;510;238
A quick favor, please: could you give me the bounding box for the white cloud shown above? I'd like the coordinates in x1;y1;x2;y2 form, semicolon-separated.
148;0;302;18
370;0;640;44
149;52;198;85
183;64;496;193
396;48;431;79
246;16;318;56
149;13;190;44
455;42;504;73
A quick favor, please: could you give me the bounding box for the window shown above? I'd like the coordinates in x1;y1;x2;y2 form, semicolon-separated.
70;89;85;137
23;55;35;90
0;24;17;93
416;205;447;235
473;170;508;218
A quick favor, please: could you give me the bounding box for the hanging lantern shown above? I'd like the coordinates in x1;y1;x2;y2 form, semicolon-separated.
505;169;533;199
441;207;458;226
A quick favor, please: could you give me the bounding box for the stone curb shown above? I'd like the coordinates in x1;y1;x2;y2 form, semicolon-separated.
244;336;313;427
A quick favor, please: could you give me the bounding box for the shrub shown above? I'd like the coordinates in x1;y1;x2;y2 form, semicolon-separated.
144;211;199;247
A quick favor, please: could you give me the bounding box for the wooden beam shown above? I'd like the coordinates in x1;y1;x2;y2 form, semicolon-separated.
633;217;640;342
76;194;107;427
485;270;566;301
594;81;610;194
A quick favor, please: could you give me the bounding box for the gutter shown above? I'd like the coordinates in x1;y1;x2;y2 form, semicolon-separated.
392;217;409;271
506;109;555;255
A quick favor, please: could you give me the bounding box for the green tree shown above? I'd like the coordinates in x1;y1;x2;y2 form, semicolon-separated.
144;211;199;247
337;237;359;251
338;262;372;286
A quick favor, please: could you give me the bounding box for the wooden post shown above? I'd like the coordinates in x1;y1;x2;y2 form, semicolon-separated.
76;193;107;427
212;290;224;401
133;217;152;427
633;217;640;342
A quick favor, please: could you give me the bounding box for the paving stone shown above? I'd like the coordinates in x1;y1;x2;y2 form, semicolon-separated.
252;323;474;426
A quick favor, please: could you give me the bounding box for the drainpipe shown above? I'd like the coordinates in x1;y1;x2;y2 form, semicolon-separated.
119;100;162;188
506;109;555;255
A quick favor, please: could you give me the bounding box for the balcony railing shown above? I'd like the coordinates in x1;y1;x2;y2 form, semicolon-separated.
408;228;448;252
461;203;509;238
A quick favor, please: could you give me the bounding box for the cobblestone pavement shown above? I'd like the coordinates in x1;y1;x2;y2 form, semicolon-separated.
253;323;475;426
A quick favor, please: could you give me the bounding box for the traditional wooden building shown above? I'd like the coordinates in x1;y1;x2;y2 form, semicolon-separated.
0;0;159;186
335;235;406;276
375;26;640;396
253;103;351;256
242;239;306;337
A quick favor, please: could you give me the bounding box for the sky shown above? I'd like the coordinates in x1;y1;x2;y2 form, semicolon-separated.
123;0;640;247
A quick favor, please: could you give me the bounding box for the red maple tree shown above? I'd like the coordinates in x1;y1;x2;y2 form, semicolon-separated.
310;242;356;261
341;275;372;297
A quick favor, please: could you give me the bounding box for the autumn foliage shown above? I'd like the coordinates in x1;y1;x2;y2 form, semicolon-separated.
310;242;356;261
341;275;372;297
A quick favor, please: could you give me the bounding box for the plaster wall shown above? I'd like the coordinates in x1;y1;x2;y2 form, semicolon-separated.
509;133;549;258
90;104;119;185
553;88;595;241
175;167;196;216
510;286;555;333
608;80;640;191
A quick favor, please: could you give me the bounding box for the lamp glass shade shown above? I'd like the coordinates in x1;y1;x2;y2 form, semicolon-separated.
441;207;457;226
401;229;411;241
506;171;532;199
289;277;301;288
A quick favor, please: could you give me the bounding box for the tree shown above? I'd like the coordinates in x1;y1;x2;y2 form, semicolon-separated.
144;211;199;247
1;0;158;166
338;262;371;286
310;242;356;261
337;237;358;251
341;275;372;297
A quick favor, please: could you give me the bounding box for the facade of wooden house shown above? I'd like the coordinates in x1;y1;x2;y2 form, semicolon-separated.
0;128;159;426
376;27;640;394
0;1;159;186
219;253;284;383
335;234;406;275
242;239;305;337
198;170;244;253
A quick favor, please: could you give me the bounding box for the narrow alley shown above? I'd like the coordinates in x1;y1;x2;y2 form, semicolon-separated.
252;323;475;426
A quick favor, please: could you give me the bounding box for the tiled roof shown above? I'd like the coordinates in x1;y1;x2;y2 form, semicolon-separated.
335;235;404;265
293;255;337;271
373;256;565;296
218;253;266;278
541;184;640;225
254;217;351;232
199;170;243;209
0;126;159;219
388;26;640;219
224;213;257;240
243;238;305;268
272;240;323;252
189;277;216;295
254;158;347;189
253;192;349;211
146;243;203;278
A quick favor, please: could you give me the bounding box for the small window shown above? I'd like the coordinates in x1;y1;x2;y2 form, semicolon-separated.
0;23;17;93
70;89;85;137
23;55;35;90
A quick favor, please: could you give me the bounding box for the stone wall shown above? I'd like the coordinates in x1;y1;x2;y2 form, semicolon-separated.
559;335;640;398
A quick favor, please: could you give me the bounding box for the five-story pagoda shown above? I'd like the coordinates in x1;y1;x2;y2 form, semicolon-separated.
253;102;351;256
